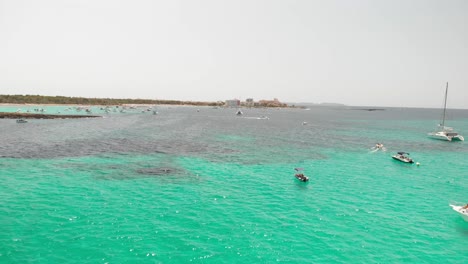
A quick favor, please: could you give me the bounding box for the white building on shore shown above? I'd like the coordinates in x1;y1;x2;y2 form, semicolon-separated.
225;99;240;108
245;98;254;107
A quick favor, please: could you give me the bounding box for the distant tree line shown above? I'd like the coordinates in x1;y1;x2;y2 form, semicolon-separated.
0;95;224;106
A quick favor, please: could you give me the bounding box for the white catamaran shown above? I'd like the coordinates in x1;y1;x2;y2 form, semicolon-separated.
428;82;464;141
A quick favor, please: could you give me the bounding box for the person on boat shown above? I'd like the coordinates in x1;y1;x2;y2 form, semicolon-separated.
462;204;468;209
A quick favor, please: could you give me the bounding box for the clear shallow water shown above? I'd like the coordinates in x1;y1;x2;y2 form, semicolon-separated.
1;105;468;263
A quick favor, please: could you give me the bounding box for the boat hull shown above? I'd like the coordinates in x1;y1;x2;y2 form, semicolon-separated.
428;132;464;141
295;174;309;182
450;205;468;222
392;155;414;163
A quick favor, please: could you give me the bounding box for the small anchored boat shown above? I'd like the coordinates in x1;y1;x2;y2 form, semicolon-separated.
449;204;468;222
16;119;28;123
392;152;414;163
294;168;309;182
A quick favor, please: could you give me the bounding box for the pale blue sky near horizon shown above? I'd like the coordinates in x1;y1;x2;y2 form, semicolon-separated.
1;0;467;108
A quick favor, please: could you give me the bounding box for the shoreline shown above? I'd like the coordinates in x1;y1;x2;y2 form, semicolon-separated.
0;103;291;109
0;103;133;107
0;112;101;119
0;103;213;108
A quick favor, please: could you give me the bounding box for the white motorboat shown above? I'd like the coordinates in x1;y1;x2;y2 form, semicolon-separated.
428;82;464;141
392;152;414;163
16;119;28;123
449;204;468;222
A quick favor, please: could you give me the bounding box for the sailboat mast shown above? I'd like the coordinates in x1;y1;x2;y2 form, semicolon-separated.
442;82;448;127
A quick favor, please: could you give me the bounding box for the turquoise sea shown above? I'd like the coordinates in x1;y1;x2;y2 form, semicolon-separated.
1;105;467;263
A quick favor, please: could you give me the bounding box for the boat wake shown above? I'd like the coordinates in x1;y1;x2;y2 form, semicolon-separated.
370;143;386;152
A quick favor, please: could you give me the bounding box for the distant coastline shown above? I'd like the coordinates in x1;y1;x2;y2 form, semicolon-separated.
0;95;292;119
0;94;222;107
0;95;289;108
0;112;100;119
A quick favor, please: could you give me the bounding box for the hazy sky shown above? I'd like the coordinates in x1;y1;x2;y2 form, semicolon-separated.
1;0;467;108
